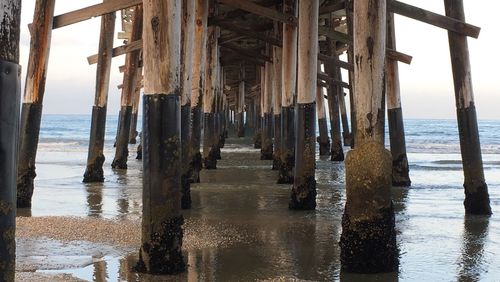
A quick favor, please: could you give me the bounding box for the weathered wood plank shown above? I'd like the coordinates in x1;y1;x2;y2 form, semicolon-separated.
389;0;480;38
216;21;282;47
52;0;142;29
87;39;142;65
318;53;354;71
386;48;412;65
218;0;297;25
319;1;346;15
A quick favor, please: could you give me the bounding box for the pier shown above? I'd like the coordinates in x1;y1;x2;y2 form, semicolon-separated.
0;0;495;279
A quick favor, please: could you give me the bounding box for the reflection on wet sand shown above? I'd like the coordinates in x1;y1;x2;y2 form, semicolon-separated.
457;216;490;281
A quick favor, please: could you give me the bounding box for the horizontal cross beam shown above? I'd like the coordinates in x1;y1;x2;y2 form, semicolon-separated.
216;21;282;47
389;0;480;38
52;0;142;29
87;39;142;65
217;0;297;25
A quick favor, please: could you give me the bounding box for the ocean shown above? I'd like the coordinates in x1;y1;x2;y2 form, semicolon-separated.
19;115;500;281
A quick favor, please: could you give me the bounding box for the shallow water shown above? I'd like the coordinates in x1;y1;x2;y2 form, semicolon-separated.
16;117;500;281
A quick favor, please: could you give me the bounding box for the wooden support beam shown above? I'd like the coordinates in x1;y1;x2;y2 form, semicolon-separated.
217;0;297;25
318;53;354;71
52;0;142;29
87;39;142;65
220;44;271;63
318;25;351;44
389;0;480;38
216;21;282;47
319;1;346;15
386;48;412;65
317;71;350;89
319;26;412;65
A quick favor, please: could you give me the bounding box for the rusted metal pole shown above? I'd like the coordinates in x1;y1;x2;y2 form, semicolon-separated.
180;0;196;209
112;6;143;169
189;0;208;183
278;0;297;184
289;0;318;210
444;0;491;215
0;0;21;279
136;0;185;274
316;84;330;156
340;0;398;273
83;3;116;183
17;0;55;208
386;12;411;187
203;5;219;169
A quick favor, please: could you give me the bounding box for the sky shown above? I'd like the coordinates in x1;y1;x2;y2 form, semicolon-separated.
18;0;500;120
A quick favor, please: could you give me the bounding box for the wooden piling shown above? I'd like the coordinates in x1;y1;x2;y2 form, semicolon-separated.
136;0;185;274
278;0;297;184
261;51;274;160
189;0;208;183
339;0;398;273
112;6;143;169
345;0;356;148
84;3;116;183
0;1;21;278
386;12;411;187
316;84;330;156
236;64;246;137
128;71;142;144
289;0;318;210
180;0;196;209
17;0;55;207
253;69;262;149
272;27;283;170
444;0;491;215
203;8;219;169
324;35;344;161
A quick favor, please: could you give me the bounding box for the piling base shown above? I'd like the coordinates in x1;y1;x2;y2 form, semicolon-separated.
339;206;398;273
111;106;132;169
340;141;398;273
464;182;492;215
84;105;108;183
189;152;202;183
388;107;411;187
203;113;217;169
136;215;186;275
181;105;192;210
83;156;105;183
254;129;262;149
190;107;202;182
18;101;43;208
318;118;330;156
392;154;411;187
278;107;295;184
272;114;282;171
331;140;344;161
136;143;142;160
261;113;273;160
289;103;316;210
457;105;492;215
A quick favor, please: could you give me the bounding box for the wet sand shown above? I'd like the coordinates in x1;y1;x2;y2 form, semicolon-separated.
15;132;500;281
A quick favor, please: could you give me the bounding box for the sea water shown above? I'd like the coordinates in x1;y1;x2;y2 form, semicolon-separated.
22;115;500;281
